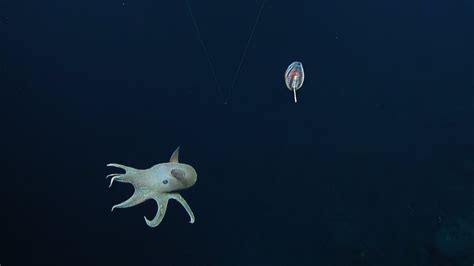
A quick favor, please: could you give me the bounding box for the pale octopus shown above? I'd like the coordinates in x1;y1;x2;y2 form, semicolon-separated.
106;147;197;228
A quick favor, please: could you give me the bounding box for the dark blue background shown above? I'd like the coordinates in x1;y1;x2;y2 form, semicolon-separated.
1;0;473;265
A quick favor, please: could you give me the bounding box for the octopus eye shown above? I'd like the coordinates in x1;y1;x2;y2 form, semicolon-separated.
162;179;169;185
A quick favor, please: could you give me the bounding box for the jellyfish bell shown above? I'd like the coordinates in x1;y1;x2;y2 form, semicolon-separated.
285;61;305;103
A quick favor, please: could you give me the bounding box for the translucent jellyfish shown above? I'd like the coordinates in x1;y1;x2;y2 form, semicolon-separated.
285;61;305;103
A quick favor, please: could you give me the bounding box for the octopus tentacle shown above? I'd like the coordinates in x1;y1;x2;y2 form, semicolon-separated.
111;189;150;212
106;163;142;187
108;175;121;187
107;163;137;174
106;173;121;179
145;195;170;228
168;193;195;224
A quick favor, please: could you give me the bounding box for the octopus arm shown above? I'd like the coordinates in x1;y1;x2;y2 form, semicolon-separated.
111;189;149;212
145;194;170;228
167;193;195;224
144;193;194;228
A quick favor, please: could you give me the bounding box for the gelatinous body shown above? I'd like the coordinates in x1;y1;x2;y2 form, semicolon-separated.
284;61;305;103
106;147;197;228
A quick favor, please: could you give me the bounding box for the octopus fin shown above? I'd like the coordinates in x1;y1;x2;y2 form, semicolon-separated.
169;147;180;163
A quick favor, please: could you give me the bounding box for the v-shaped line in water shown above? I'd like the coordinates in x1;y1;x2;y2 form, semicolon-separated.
185;0;266;104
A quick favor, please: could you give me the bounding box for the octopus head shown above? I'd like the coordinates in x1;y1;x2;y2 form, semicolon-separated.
152;162;197;193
